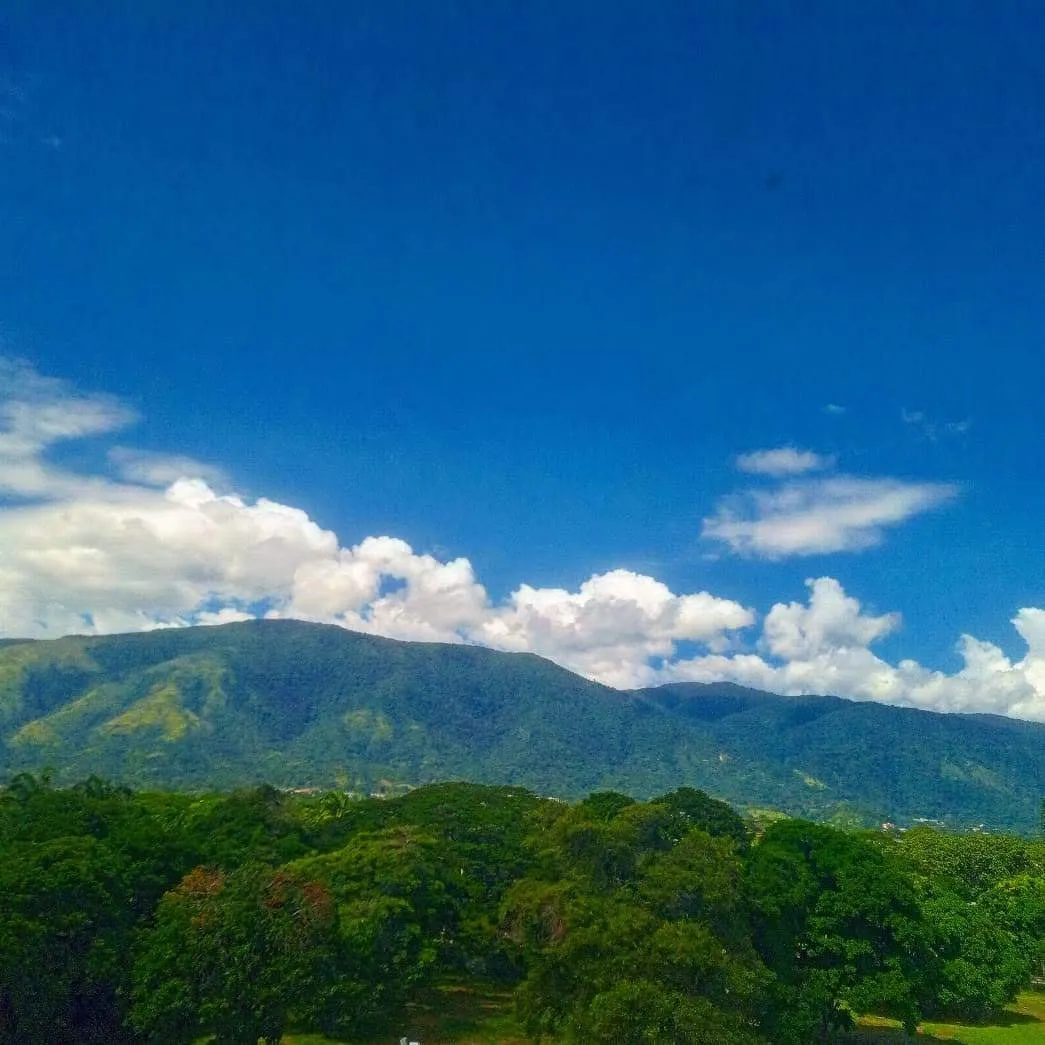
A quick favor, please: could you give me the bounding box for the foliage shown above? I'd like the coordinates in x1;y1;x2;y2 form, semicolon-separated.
3;620;1045;829
893;828;1045;1020
0;774;1043;1044
744;819;935;1043
0;835;134;1044
131;864;338;1045
503;797;770;1042
290;826;465;1034
650;785;750;849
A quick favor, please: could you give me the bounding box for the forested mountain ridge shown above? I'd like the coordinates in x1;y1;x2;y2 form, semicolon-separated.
640;682;1045;832
1;619;1043;830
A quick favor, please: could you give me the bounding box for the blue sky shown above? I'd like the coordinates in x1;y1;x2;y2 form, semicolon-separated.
1;3;1044;715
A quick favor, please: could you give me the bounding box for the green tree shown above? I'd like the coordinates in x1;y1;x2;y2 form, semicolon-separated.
131;863;338;1045
745;819;933;1043
898;827;1034;897
918;885;1032;1020
291;825;470;1035
649;786;750;849
584;980;764;1045
504;799;768;1042
578;790;637;822
895;827;1045;1019
0;836;133;1045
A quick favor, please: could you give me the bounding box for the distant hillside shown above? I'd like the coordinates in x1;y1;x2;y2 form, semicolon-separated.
640;682;1045;833
1;620;1043;831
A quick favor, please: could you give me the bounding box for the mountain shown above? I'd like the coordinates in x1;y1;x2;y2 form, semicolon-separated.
1;619;1043;831
642;683;1045;832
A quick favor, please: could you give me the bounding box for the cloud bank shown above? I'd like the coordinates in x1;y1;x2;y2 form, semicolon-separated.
2;362;1043;720
658;577;1045;721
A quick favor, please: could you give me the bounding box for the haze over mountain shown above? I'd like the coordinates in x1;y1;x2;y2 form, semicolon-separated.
2;620;1043;832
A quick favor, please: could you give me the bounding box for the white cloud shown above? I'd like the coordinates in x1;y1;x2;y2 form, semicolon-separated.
0;358;137;500
108;447;228;489
736;447;834;477
0;362;754;685
2;361;1043;721
823;403;846;416
659;577;1045;722
474;570;754;688
282;536;492;644
708;447;958;559
760;577;900;660
703;476;959;558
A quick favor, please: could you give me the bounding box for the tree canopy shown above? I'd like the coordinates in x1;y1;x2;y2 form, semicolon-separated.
1;773;1043;1044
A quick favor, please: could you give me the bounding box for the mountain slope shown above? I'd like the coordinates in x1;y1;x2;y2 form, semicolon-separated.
1;620;1043;830
640;682;1045;831
0;620;709;797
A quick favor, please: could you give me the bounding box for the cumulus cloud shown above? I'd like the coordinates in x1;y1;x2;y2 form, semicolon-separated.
2;361;1043;721
659;577;1045;722
0;361;753;685
474;570;755;688
703;476;959;558
281;535;492;644
760;577;900;660
735;447;834;477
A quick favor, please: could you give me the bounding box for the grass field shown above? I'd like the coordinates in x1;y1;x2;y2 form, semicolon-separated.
855;991;1045;1044
279;987;1045;1044
283;981;529;1044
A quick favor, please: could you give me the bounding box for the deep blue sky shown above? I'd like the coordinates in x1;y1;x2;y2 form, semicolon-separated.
2;1;1043;671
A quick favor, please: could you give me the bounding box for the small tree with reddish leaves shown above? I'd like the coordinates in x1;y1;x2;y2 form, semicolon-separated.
131;863;338;1045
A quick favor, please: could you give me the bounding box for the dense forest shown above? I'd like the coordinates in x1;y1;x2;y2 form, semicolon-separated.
5;620;1045;831
2;775;1044;1044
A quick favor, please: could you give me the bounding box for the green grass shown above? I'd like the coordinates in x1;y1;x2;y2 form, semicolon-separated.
921;991;1045;1044
231;988;1045;1045
855;991;1045;1044
282;981;530;1044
